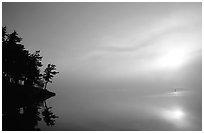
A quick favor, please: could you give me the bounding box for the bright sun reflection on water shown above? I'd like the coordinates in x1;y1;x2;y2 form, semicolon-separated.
162;108;185;120
170;109;185;119
158;107;187;129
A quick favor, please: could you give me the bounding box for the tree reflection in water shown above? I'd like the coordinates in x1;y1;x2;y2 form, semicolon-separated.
42;101;59;126
2;100;58;131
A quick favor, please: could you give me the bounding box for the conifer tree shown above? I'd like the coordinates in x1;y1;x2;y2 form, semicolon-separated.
43;64;59;90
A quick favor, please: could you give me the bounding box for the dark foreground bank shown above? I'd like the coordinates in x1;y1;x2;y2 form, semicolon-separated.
2;80;56;130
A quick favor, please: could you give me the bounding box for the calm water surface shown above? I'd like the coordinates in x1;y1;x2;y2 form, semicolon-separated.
38;87;202;131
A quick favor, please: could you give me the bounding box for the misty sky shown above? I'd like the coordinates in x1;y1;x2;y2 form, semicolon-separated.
2;2;202;130
3;3;201;87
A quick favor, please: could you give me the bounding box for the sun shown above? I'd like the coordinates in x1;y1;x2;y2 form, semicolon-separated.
156;49;187;69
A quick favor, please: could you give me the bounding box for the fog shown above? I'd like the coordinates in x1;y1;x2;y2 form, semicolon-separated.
3;2;201;130
39;53;201;130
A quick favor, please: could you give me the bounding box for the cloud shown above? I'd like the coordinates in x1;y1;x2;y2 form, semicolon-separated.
64;5;201;80
98;7;200;50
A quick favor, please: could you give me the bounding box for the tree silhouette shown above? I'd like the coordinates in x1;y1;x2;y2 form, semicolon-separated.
43;64;59;90
2;27;43;86
2;27;59;130
25;50;43;86
3;28;27;83
2;26;8;43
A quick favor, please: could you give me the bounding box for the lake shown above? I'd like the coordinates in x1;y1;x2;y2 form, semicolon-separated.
37;87;202;131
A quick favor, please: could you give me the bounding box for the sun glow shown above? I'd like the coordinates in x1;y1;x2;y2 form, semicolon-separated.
170;109;185;119
156;49;187;69
161;108;185;120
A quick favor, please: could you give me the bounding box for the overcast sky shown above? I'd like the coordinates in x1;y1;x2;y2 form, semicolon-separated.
3;3;201;84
